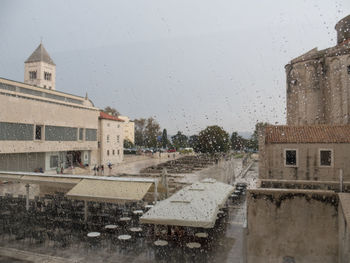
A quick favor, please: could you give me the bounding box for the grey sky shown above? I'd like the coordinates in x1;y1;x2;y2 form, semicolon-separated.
0;0;349;135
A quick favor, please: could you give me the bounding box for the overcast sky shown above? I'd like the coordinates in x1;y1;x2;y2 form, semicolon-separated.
0;0;349;135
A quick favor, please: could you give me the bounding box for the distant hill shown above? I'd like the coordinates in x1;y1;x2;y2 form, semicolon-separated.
238;131;252;139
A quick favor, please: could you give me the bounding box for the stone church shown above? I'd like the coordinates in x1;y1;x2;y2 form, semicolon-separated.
286;14;350;125
259;15;350;181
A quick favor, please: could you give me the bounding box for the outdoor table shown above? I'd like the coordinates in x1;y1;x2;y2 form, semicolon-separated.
129;227;143;232
132;210;143;215
145;205;154;209
154;240;168;246
119;217;131;222
118;234;131;240
195;232;208;238
217;210;224;214
186;242;201;248
234;190;241;194
105;224;118;230
87;232;101;238
1;211;11;216
231;194;239;198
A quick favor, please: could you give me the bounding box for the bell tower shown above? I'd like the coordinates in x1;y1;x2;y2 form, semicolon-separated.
24;43;56;90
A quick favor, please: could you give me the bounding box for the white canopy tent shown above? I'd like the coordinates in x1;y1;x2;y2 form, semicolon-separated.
140;179;234;228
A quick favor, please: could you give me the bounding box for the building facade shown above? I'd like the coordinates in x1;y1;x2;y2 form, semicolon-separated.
286;15;350;126
259;125;350;181
118;115;135;144
0;44;99;172
98;112;124;166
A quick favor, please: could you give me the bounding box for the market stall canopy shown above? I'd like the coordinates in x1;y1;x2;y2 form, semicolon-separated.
140;179;234;228
66;179;153;203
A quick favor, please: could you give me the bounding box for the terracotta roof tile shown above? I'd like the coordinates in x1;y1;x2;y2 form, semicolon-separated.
265;125;350;144
99;112;124;122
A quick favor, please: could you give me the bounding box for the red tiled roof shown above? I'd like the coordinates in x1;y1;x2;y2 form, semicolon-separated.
99;111;124;122
265;125;350;144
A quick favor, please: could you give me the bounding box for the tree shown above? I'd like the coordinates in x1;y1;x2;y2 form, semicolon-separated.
197;125;231;154
161;129;169;148
144;117;161;148
189;135;200;152
231;132;246;151
124;139;134;149
249;122;269;150
103;106;120;117
134;118;146;146
171;131;188;150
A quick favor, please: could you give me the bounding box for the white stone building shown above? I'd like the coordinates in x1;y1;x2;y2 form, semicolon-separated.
0;44;99;172
98;112;124;166
118;116;135;144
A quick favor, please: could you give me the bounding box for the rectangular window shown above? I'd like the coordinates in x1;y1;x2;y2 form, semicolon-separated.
118;150;120;155
44;72;52;81
347;65;350;75
107;135;110;143
107;150;109;156
35;125;43;140
113;150;115;155
285;149;297;166
29;71;37;80
79;128;84;141
320;149;332;166
117;135;120;143
85;129;97;141
50;155;58;168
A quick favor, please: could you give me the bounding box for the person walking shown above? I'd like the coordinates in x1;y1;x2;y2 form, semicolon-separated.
93;165;97;176
108;162;112;175
101;165;104;175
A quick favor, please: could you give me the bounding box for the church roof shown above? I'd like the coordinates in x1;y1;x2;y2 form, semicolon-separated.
25;43;55;65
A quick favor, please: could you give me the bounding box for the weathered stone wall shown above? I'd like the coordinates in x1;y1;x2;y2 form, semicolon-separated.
286;53;350;126
246;189;339;263
259;143;350;181
338;193;350;263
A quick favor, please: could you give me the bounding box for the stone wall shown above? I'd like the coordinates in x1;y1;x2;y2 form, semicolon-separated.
259;143;350;181
246;189;339;263
338;193;350;263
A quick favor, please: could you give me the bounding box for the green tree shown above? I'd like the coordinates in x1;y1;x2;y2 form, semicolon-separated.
231;132;246;151
123;139;134;149
144;117;161;148
198;125;231;154
171;131;188;150
134;118;146;146
249;122;269;150
103;106;120;117
188;135;200;152
161;129;169;148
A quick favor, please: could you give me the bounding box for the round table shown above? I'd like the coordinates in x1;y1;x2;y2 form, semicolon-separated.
105;224;118;230
129;227;142;232
119;217;131;221
87;232;101;238
234;190;241;194
154;240;168;246
133;210;143;215
217;210;224;214
145;204;154;209
195;232;208;238
118;234;131;240
186;242;201;248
